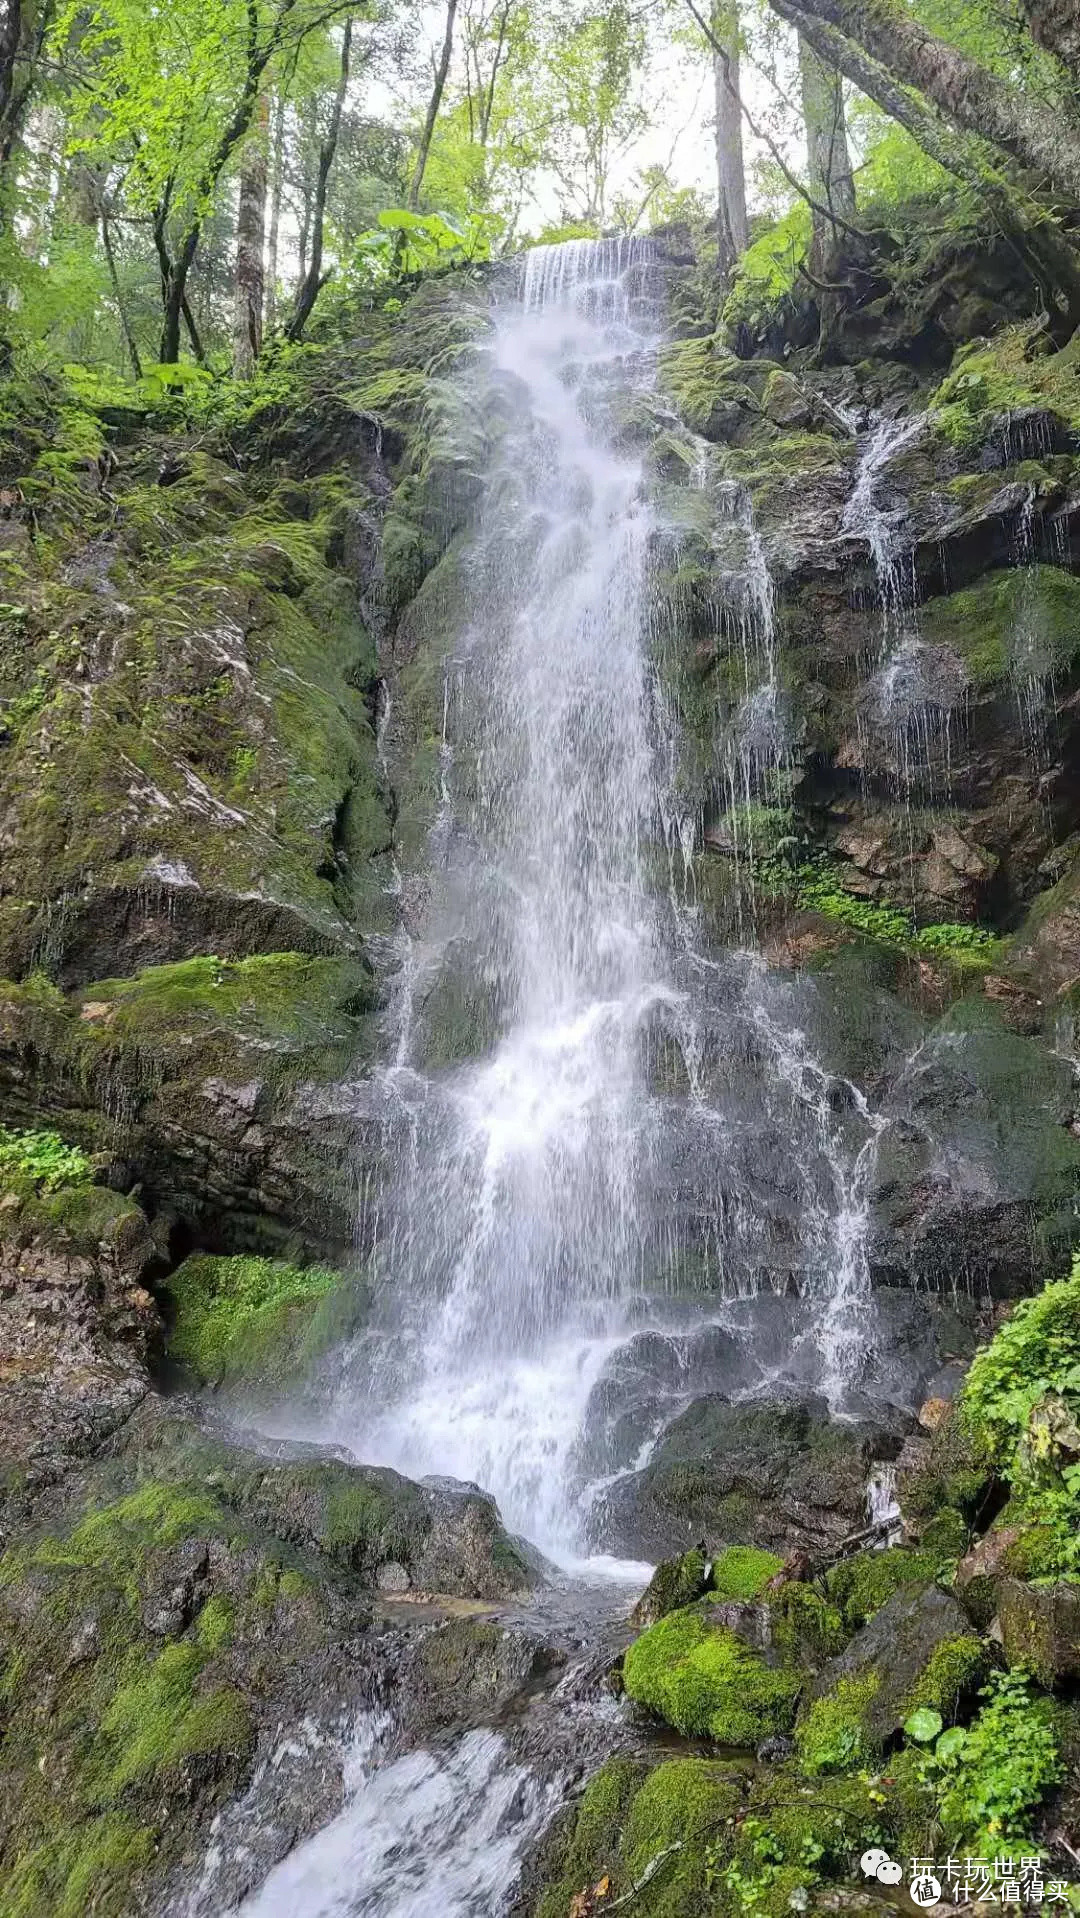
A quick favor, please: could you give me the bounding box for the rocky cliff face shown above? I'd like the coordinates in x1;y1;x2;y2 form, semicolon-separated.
2;234;1080;1913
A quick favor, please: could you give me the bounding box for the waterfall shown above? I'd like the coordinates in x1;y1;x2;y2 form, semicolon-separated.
280;240;888;1562
335;237;671;1558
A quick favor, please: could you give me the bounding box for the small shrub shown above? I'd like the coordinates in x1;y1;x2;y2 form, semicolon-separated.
0;1124;92;1193
912;1669;1062;1852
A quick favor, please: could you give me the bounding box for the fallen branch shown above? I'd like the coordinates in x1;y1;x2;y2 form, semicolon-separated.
607;1843;685;1910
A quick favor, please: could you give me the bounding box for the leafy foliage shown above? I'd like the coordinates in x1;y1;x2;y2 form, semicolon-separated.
960;1256;1080;1572
0;1126;92;1193
911;1670;1063;1852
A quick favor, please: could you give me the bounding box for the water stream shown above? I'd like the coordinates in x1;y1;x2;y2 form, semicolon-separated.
228;240;901;1916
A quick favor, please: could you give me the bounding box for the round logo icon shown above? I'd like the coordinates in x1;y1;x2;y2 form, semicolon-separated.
876;1860;904;1885
860;1848;890;1878
910;1874;942;1909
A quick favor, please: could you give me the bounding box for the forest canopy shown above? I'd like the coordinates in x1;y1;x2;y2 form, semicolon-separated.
0;0;1078;386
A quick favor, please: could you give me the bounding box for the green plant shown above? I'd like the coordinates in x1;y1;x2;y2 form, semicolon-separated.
912;1669;1062;1852
0;1125;92;1193
759;853;998;959
960;1256;1080;1572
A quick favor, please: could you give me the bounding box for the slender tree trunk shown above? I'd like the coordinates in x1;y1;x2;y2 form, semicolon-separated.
408;0;459;207
265;92;286;330
100;204;142;379
712;4;748;280
773;0;1080;202
1;0;53;257
288;18;352;341
798;35;855;273
232;93;269;376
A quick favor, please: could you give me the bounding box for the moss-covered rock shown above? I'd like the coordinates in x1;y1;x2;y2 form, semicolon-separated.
631;1547;711;1627
592;1394;897;1562
0;1387;535;1916
533;1754;744;1918
623;1604;802;1747
796;1583;986;1773
709;1544;784;1601
0;954;378;1253
826;1546;939;1630
163;1252;362;1393
919;566;1080;688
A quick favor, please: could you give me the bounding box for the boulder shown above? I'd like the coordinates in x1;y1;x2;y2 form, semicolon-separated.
997;1577;1080;1688
590;1393;903;1562
796;1582;986;1769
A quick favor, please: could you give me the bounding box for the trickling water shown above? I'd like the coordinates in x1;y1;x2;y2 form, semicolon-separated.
842;410;924;637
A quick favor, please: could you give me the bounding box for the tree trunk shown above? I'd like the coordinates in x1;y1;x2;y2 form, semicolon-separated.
232;94;269;377
712;4;748;280
100;205;142;379
408;0;459;208
1021;0;1080;90
775;0;1080;202
287;18;353;341
799;35;855;273
265;92;286;329
1;0;53;250
777;0;1080;332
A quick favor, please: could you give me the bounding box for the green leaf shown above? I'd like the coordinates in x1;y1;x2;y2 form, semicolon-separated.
905;1708;944;1744
935;1725;967;1760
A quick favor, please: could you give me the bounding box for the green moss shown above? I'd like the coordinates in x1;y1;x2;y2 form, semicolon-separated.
898;1408;993;1527
723;1772;887;1916
165;1252;345;1388
624;1760;741;1916
709;1545;782;1602
195;1594;235;1653
5;1483;223;1591
536;1756;742;1918
931;324;1080;447
97;1642;252;1796
623;1607;801;1747
768;1583;847;1664
920;565;1080;687
827;1547;938;1630
795;1672;881;1776
0;1815;155;1918
918;1507;971;1561
905;1635;989;1723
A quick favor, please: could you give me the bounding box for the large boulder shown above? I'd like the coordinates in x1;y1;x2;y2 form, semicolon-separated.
589;1393;904;1561
795;1582;986;1770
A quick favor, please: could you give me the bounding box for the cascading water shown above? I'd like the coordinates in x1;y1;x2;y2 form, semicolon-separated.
332;237;674;1558
267;240;888;1565
203;234;915;1918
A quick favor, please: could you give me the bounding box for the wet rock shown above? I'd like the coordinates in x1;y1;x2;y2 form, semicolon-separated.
797;1583;986;1765
630;1546;709;1627
589;1393;905;1561
997;1577;1080;1687
401;1618;564;1738
0;1183;159;1525
123;1405;537;1600
869;1013;1080;1297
